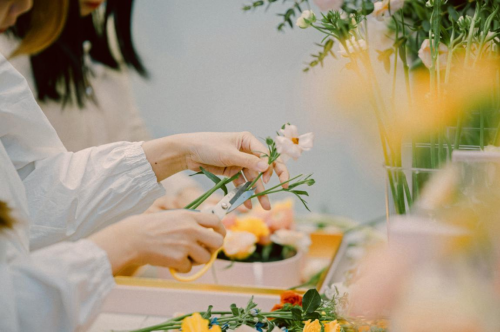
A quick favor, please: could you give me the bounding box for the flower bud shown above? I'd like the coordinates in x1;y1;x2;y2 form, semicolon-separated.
296;10;316;29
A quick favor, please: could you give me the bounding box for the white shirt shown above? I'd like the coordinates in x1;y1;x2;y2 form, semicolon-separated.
0;35;196;248
0;49;165;331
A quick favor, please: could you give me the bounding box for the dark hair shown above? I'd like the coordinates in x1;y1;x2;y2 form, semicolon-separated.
13;0;148;108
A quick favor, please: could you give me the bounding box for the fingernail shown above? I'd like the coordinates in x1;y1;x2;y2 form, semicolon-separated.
256;161;268;172
264;174;270;184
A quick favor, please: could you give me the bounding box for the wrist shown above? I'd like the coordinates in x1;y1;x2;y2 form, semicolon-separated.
89;221;140;275
142;135;189;181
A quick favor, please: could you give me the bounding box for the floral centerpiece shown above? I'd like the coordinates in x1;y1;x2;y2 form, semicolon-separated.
221;199;311;264
241;0;500;216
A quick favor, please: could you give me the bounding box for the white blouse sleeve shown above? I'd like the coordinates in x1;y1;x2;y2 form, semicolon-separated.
0;53;165;251
25;141;165;250
1;239;115;332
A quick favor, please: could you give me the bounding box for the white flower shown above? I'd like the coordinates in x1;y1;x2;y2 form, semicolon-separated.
313;0;343;12
222;231;257;260
275;124;314;162
296;10;316;29
324;285;337;300
418;39;448;70
338;36;368;57
270;229;312;252
373;0;405;21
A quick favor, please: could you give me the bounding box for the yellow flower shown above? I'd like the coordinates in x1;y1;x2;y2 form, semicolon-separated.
324;320;342;332
222;231;257;260
303;319;322;332
230;216;270;242
181;313;221;332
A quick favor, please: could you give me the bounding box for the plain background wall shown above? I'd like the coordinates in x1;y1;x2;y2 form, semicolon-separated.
130;0;386;221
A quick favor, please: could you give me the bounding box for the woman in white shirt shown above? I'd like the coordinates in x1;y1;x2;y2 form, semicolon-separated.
0;1;288;331
1;0;208;215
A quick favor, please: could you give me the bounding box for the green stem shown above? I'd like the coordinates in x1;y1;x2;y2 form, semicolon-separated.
465;7;480;67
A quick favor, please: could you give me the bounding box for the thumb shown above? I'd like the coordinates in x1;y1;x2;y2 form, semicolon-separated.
229;151;269;173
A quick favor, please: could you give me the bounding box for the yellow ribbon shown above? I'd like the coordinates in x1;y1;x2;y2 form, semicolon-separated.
169;248;222;282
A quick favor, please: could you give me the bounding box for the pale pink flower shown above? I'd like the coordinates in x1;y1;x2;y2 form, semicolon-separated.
275;124;314;162
314;0;343;12
222;231;257;260
418;39;448;70
250;198;295;233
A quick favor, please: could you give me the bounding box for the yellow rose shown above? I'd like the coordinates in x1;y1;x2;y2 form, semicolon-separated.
230;216;270;243
324;320;342;332
303;319;322;332
181;313;221;332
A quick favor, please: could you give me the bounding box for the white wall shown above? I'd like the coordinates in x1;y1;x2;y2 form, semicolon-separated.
131;0;386;221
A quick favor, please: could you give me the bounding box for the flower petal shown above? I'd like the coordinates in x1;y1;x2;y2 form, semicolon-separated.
276;136;303;161
298;132;314;150
282;124;299;139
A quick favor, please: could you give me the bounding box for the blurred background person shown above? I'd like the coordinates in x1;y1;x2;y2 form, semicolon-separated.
1;0;209;213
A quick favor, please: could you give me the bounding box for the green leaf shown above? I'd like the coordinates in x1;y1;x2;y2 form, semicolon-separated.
199;167;228;196
201;305;213;319
291;190;309;196
230;303;239;316
291;307;303;320
361;1;374;15
303;311;321;321
324;39;334;51
448;5;459;21
302;289;321;314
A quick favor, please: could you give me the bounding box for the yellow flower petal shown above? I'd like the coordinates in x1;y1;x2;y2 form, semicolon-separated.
303;319;322;332
181;313;210;332
324;320;342;332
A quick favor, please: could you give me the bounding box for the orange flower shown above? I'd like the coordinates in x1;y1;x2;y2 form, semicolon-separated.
303;319;321;332
324;320;342;332
358;326;370;332
280;290;303;306
271;303;284;312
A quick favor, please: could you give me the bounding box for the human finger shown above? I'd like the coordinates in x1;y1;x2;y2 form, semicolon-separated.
273;158;290;189
243;168;271;210
169;255;192;274
196;227;224;251
192;212;226;237
188;244;212;265
262;162;274;184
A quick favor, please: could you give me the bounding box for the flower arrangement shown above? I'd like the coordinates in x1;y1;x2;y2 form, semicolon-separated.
220;198;311;263
241;0;500;215
125;289;387;332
